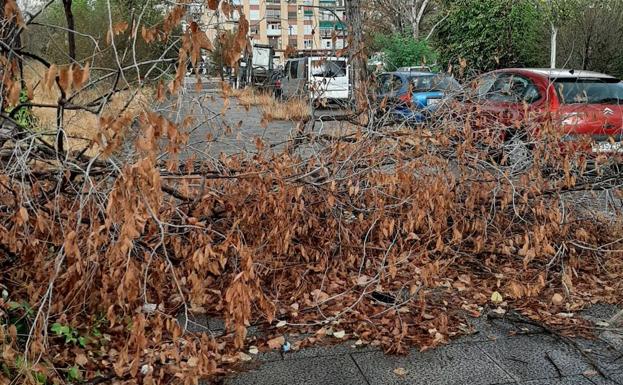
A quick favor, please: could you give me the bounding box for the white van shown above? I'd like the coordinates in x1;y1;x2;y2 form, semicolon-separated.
281;56;350;101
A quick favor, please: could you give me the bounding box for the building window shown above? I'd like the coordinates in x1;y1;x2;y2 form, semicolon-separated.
249;10;260;20
268;37;281;49
320;12;333;21
325;40;331;48
304;25;313;35
249;0;259;4
304;39;312;49
250;25;259;35
266;9;280;20
288;11;297;19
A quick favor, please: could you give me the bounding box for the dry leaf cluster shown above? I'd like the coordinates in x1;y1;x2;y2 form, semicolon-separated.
1;2;623;385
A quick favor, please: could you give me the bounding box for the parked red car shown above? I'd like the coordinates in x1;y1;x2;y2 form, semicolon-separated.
468;68;623;167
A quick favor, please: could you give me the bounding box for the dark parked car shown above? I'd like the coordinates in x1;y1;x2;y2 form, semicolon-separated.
376;71;462;123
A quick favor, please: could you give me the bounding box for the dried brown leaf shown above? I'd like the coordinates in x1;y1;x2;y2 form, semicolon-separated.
75;353;88;366
393;367;408;377
7;81;20;107
4;0;25;27
156;80;166;102
267;336;284;350
72;62;90;90
25;82;34;100
141;26;157;44
58;66;73;94
44;64;57;91
551;293;564;306
207;0;220;10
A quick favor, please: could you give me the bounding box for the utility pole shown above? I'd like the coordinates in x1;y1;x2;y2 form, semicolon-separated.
345;0;367;112
550;24;557;69
548;0;557;69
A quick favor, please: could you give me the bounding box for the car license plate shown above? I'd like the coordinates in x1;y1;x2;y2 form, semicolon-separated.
592;142;623;153
427;98;440;106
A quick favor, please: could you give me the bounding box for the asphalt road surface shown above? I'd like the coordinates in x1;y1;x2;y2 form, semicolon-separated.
155;77;622;220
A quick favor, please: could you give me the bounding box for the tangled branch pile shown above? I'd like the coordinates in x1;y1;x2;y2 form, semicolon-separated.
1;1;622;384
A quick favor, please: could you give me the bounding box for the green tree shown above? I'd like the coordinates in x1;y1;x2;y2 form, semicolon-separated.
435;0;545;77
372;34;437;71
530;0;582;68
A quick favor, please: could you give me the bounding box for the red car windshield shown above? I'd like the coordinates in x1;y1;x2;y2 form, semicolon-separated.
554;78;623;105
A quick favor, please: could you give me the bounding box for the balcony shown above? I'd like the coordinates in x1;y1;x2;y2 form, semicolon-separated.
267;28;282;36
319;21;346;31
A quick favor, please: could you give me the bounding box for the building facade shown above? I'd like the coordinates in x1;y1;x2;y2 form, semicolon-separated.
197;0;346;61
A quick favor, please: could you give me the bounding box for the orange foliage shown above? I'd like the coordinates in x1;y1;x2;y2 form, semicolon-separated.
2;3;623;385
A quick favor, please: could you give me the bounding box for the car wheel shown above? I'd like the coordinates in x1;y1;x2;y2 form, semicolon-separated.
504;131;534;175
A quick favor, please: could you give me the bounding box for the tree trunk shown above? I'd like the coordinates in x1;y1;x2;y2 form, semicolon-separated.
411;1;419;40
346;0;368;113
581;11;595;71
412;0;430;41
62;0;76;61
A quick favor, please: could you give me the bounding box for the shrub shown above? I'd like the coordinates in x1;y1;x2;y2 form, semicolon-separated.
373;34;438;71
435;0;545;76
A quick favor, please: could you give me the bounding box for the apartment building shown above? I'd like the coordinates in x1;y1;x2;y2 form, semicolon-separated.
195;0;346;61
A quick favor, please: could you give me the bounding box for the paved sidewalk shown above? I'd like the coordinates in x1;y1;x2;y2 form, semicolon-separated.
189;305;623;385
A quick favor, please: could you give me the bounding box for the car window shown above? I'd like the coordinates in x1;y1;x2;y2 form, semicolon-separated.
310;60;347;78
522;82;541;103
509;75;541;103
554;78;623;104
410;74;461;92
434;75;461;92
475;74;496;99
289;60;299;78
484;74;540;103
379;75;403;94
390;75;404;92
375;74;390;92
486;74;516;102
409;75;434;91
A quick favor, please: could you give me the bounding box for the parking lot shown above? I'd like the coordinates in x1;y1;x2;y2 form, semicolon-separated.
155;77;353;160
